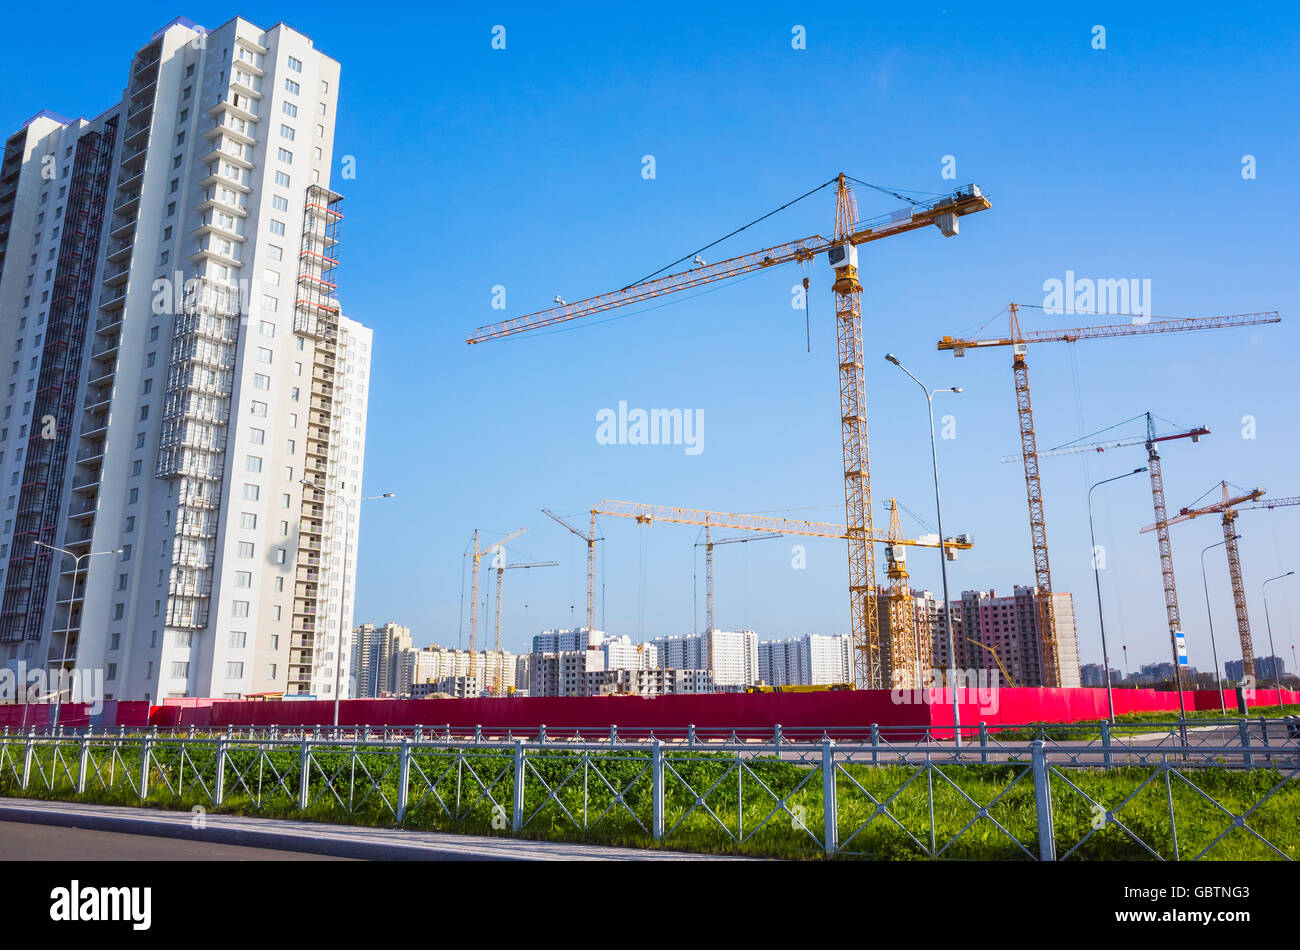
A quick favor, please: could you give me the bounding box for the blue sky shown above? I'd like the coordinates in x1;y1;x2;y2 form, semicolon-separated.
7;2;1299;672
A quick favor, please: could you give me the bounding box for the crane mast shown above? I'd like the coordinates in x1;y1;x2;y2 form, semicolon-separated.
1007;303;1061;686
542;509;602;632
831;175;881;688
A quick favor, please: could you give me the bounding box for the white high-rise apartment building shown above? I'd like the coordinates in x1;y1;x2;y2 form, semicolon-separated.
650;630;758;688
0;17;372;702
757;634;853;687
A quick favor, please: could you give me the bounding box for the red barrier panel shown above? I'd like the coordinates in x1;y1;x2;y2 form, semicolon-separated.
145;686;1300;738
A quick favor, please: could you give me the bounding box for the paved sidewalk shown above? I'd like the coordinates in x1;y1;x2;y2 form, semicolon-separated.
0;798;746;861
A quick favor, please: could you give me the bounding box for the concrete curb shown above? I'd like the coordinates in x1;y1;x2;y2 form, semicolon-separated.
0;799;742;861
0;804;505;861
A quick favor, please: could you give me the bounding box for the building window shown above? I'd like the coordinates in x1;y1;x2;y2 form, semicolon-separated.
242;484;260;501
288;56;303;72
230;631;247;648
232;601;250;618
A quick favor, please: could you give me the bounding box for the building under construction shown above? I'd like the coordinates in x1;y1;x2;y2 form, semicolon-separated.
879;585;1081;688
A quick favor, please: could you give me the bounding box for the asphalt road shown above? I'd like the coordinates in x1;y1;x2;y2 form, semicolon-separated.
0;820;355;860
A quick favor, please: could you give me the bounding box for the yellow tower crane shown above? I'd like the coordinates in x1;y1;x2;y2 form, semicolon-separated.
466;528;527;682
469;174;992;688
938;306;1281;685
490;552;557;696
590;499;973;688
541;508;603;634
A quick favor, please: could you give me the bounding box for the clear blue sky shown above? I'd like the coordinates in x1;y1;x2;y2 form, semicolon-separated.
7;2;1299;673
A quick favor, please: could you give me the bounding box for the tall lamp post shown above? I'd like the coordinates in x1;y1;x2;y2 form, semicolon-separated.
1200;536;1239;714
1262;571;1294;703
1086;467;1147;723
34;541;121;730
884;354;963;746
301;480;394;727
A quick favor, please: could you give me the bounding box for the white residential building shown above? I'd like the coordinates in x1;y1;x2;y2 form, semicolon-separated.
758;635;853;686
650;630;758;688
0;17;371;702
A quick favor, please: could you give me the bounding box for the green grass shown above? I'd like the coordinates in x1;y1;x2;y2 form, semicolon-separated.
0;737;1295;860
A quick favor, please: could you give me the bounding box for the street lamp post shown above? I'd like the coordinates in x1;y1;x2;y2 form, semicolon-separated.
884;354;963;747
1262;571;1294;703
301;480;394;727
33;541;121;730
1200;536;1238;715
1087;467;1147;724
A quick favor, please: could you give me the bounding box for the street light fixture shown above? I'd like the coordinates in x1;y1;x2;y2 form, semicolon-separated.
1262;571;1294;702
1086;467;1147;724
300;479;395;727
1200;535;1239;714
33;541;122;730
884;354;963;746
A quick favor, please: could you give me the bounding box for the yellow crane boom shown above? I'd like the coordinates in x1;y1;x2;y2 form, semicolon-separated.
467;174;991;689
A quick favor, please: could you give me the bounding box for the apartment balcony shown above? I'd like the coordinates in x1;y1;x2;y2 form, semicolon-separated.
104;237;134;264
197;171;252;195
90;335;120;360
70;476;101;494
206;95;258;125
108;215;137;242
228;76;262;101
191;219;245;244
200;144;254;171
123;119;151;149
205;121;257;148
187;244;241;269
125;97;154;124
102;262;131;286
111;187;141;217
132;55;160;80
195;194;248;218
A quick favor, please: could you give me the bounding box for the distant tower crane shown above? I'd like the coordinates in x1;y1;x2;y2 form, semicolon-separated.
1142;485;1299;681
939;305;1281;685
590;499;973;688
490;551;557;695
541;508;603;633
1008;413;1209;692
470;173;993;688
466;528;527;681
696;527;782;635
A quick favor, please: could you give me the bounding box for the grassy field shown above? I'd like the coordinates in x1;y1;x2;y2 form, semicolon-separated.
1;737;1295;860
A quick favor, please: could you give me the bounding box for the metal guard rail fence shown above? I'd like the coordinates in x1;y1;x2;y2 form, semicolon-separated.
1;722;1297;860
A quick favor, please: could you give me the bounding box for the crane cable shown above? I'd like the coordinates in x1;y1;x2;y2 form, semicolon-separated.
625;177;839;290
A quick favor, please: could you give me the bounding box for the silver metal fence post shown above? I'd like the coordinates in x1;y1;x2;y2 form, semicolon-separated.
298;738;311;811
396;737;411;823
652;738;665;839
474;724;482;745
871;723;879;766
774;723;782;757
1238;721;1253;768
687;723;695;747
1259;716;1272;765
512;739;525;832
21;729;34;791
609;724;617;746
979;722;988;765
77;734;90;794
821;737;838;856
214;736;227;806
138;733;150;801
1101;720;1112;769
1030;740;1055;861
538;724;546;744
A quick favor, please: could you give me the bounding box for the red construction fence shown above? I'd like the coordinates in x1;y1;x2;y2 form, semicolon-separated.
3;688;1296;738
140;686;1300;739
